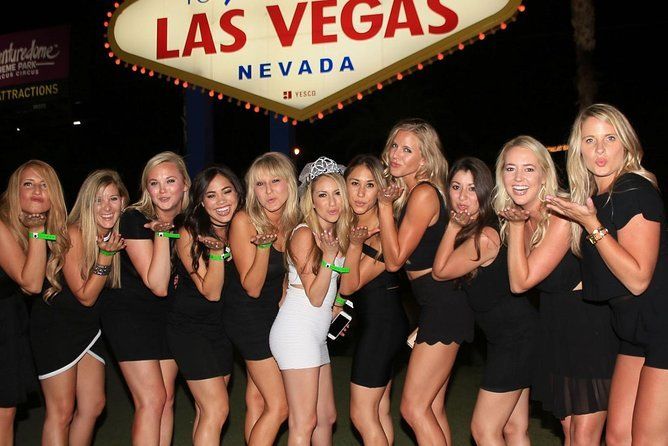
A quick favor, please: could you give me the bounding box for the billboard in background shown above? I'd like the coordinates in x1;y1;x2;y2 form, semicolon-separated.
109;0;521;121
0;26;69;104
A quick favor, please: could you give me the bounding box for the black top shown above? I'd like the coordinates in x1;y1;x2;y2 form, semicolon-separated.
536;251;581;294
358;243;399;291
399;183;447;271
582;173;668;302
170;259;223;325
464;244;512;312
224;245;285;307
0;266;20;299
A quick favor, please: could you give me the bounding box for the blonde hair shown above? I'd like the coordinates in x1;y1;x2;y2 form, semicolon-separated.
567;103;655;255
0;160;69;300
492;136;561;249
288;173;352;274
380;119;448;215
68;170;129;289
127;151;191;219
244;152;301;240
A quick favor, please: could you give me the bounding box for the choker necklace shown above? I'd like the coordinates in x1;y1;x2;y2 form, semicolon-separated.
211;221;228;228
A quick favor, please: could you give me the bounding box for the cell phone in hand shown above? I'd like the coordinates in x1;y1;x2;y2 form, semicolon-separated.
328;310;352;340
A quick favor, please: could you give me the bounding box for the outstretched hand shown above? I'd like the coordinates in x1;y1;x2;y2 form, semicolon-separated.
545;195;598;227
20;212;47;230
378;184;403;205
98;233;126;253
497;207;531;225
251;233;278;246
317;230;340;259
198;235;225;252
449;210;473;228
144;220;174;232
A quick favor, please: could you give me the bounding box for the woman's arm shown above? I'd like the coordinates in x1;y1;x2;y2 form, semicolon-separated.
64;226;126;307
229;211;275;298
547;196;659;295
432;222;500;281
378;184;439;272
501;210;571;293
124;221;174;297
339;228;387;295
175;228;225;301
0;217;48;294
289;227;337;307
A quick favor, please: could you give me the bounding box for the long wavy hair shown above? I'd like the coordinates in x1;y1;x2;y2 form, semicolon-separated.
0;160;69;300
68;170;129;290
566;103;656;255
492;135;561;249
344;154;387;258
182;166;244;277
288;173;352;274
448;157;498;282
127;151;191;219
244;152;300;241
380;118;448;215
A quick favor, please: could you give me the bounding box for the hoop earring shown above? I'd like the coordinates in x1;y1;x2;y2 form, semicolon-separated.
539;184;547;202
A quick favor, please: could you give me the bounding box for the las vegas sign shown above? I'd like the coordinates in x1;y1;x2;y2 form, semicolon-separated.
108;0;522;121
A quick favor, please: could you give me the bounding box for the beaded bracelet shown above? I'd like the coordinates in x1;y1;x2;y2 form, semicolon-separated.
92;264;112;276
321;260;350;274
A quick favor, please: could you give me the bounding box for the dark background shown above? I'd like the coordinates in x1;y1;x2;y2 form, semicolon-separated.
2;1;666;203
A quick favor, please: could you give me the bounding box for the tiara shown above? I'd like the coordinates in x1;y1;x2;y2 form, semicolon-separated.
298;157;345;191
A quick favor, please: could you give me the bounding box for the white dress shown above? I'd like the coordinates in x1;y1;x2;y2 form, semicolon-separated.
269;225;344;370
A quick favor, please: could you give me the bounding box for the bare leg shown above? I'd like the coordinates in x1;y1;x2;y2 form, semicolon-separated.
470;388;524;446
502;388;530;446
632;366;668;446
568;412;606;446
187;377;229;446
350;383;388;446
400;342;459;446
561;416;572;446
159;359;177;446
0;407;17;446
606;354;643;446
312;364;336;446
118;360;167;446
244;372;263;443
378;382;394;445
282;368;320;446
246;359;288;446
431;381;451;444
40;367;77;446
69;354;105;446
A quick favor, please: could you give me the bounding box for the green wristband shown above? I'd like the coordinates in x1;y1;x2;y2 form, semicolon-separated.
334;294;347;306
257;242;272;249
30;232;57;241
209;248;232;261
99;249;116;256
321;259;350;274
156;231;180;239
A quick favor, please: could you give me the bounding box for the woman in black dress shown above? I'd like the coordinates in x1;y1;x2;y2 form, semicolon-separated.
547;104;668;445
378;119;473;445
338;155;408;445
102;151;190;445
226;153;298;445
0;160;67;445
433;157;538;445
497;136;617;445
167;165;242;445
31;170;128;445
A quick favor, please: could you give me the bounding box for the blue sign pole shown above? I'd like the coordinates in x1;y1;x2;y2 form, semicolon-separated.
269;117;294;155
184;90;214;178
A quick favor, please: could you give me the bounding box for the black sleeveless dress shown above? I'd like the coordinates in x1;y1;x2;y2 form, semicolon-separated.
0;268;37;407
167;259;234;380
30;284;107;379
581;173;668;369
101;209;172;361
400;183;474;345
532;251;618;418
223;246;285;360
464;245;539;392
349;243;408;388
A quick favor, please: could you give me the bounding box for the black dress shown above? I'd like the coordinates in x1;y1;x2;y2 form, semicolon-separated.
0;268;37;407
167;259;233;380
30;284;107;379
223;246;285;360
400;183;474;345
581;173;668;369
464;246;539;392
532;251;618;419
350;243;408;388
101;209;172;361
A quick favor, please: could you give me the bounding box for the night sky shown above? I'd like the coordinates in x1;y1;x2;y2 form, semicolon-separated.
1;1;666;204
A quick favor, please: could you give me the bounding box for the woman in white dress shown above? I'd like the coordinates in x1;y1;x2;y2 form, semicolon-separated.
269;157;352;446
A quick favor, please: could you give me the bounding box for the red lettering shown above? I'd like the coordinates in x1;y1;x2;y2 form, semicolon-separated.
312;0;337;44
341;0;382;41
182;14;216;57
267;3;307;47
427;0;458;34
384;0;424;38
156;18;179;59
219;10;246;52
